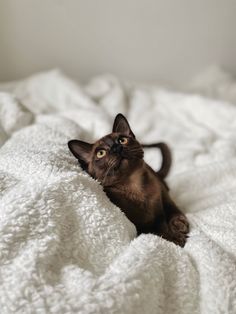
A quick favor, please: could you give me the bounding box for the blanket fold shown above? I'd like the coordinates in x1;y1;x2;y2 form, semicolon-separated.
0;69;235;314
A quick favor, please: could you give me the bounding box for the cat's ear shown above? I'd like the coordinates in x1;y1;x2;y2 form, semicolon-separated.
68;140;93;170
112;113;135;138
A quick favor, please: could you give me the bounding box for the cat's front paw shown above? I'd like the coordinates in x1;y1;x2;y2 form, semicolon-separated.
169;215;189;247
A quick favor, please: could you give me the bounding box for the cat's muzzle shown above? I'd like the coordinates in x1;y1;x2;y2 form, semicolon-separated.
110;143;123;155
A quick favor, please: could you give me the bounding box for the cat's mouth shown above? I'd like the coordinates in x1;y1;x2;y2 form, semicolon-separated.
113;151;143;171
113;157;125;171
111;149;143;172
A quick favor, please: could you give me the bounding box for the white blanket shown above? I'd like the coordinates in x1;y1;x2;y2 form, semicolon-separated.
0;69;236;314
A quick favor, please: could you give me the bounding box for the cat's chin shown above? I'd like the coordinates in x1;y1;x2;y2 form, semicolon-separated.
113;158;128;171
114;158;139;174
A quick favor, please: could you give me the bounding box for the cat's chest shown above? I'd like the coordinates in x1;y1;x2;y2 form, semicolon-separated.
105;169;162;224
128;168;161;200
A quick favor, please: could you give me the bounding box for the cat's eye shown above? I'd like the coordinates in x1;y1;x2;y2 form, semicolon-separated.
96;149;106;158
118;137;128;145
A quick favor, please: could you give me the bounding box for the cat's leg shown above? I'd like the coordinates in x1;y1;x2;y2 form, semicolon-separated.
151;200;175;243
153;212;188;246
162;193;189;247
153;213;171;240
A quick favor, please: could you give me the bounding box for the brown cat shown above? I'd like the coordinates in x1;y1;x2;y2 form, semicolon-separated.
68;114;189;247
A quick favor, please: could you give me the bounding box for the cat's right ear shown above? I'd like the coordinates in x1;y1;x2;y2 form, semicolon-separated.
68;140;93;170
112;113;135;138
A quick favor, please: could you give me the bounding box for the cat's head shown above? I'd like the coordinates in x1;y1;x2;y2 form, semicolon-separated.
68;113;144;186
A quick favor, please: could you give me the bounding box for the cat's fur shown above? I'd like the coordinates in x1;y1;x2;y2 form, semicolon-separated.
68;114;189;246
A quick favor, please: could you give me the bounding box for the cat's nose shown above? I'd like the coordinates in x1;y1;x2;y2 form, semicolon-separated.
111;144;123;154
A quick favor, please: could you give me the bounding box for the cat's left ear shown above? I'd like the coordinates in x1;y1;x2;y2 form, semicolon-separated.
112;113;135;138
68;140;93;171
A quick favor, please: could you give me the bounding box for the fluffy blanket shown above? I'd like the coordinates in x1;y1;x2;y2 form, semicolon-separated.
0;68;236;314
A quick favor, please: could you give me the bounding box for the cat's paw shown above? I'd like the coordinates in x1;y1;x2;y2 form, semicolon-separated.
169;215;189;247
169;214;189;234
172;232;188;247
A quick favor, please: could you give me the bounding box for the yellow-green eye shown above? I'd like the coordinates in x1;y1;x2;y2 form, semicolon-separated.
96;149;106;158
119;137;128;145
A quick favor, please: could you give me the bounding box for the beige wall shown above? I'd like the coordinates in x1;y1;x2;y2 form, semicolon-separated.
0;0;236;85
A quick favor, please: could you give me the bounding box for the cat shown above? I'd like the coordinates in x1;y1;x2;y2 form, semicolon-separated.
68;113;189;247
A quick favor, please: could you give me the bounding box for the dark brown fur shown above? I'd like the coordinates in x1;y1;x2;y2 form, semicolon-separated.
68;114;189;247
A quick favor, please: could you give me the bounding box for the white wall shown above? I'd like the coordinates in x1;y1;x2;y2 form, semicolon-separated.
0;0;236;85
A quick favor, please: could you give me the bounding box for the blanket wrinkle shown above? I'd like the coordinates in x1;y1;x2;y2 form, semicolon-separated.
0;69;236;313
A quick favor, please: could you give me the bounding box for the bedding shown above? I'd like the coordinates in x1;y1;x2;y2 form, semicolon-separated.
0;69;236;313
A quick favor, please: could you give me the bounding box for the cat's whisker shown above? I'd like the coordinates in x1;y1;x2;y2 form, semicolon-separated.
101;158;118;185
123;147;144;159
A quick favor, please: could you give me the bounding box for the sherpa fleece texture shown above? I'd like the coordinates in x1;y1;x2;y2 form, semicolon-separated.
0;69;236;314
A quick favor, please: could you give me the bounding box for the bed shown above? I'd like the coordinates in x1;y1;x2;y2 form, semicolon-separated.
0;68;236;313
